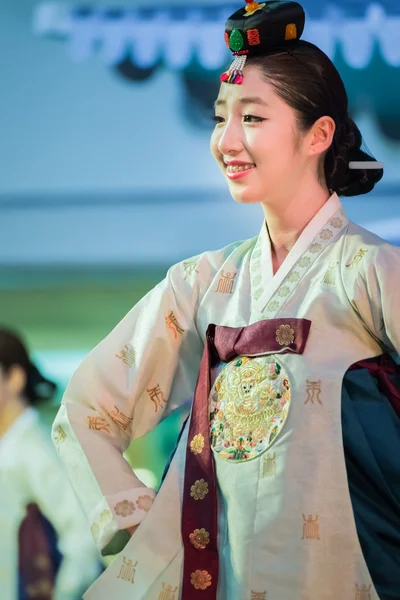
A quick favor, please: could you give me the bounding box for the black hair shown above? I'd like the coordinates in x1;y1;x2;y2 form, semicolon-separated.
0;328;57;405
247;40;383;196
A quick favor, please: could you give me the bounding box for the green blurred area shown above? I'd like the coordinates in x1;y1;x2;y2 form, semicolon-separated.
0;265;188;488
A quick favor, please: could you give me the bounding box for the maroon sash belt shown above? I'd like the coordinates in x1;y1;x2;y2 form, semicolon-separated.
19;503;56;599
181;318;311;599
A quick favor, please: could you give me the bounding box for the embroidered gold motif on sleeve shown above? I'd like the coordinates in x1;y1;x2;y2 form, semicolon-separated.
115;344;135;367
189;528;210;550
110;406;133;432
190;480;209;500
53;425;67;445
114;500;136;517
90;522;100;542
355;583;372;600
183;259;199;280
136;495;153;512
322;263;339;286
346;248;368;269
251;592;267;600
87;416;111;433
302;514;320;540
159;583;178;600
190;433;205;455
305;381;322;405
147;384;166;412
190;570;212;590
215;270;237;294
262;453;277;478
117;558;138;583
165;311;185;339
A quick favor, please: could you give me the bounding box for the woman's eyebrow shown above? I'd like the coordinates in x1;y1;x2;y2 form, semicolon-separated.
214;96;269;108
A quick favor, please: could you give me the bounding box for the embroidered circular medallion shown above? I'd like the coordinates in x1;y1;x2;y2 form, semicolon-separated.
209;355;291;461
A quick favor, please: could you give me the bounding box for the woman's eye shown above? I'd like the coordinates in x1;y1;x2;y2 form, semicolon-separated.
243;114;265;123
212;116;225;124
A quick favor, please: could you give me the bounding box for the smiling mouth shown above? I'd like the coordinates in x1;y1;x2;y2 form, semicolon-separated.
225;163;256;173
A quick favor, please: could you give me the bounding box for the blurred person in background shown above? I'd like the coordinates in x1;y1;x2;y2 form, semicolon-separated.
52;1;399;599
0;328;101;600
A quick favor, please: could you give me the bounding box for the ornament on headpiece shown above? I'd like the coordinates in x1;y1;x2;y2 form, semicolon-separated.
220;0;306;85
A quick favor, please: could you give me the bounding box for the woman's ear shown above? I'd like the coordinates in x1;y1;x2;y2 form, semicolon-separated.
308;116;336;157
7;365;27;396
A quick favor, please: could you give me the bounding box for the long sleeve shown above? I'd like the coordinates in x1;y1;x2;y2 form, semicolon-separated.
341;231;400;355
22;423;101;600
52;261;204;555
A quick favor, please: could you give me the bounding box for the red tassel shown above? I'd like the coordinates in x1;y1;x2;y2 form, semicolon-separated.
220;73;229;82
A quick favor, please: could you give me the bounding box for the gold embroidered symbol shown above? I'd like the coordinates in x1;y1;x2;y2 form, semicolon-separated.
190;479;209;500
346;248;368;269
159;583;178;600
53;425;67;445
115;343;135;367
302;514;320;540
117;557;137;583
183;259;199;280
26;579;53;597
110;406;133;432
319;229;333;240
305;380;322;405
216;270;237;294
355;583;372;600
329;217;343;228
137;495;153;512
189;528;210;550
190;434;205;455
147;384;166;412
276;324;295;346
262;453;277;478
165;311;185;339
190;570;212;590
251;592;267;600
34;554;51;570
87;416;111;433
322;262;339;286
114;500;135;517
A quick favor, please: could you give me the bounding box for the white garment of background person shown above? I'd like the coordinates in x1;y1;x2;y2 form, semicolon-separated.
0;406;101;600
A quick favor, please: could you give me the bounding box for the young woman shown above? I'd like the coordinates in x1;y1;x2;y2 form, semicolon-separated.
52;2;399;599
0;328;101;599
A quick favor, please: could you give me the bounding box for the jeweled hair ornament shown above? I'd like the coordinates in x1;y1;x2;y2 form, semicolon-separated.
220;0;305;85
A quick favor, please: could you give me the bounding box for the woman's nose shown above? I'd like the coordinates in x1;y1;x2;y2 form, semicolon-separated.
217;120;243;156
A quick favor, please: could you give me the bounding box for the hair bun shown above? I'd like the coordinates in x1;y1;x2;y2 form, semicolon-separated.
325;117;383;197
27;363;58;404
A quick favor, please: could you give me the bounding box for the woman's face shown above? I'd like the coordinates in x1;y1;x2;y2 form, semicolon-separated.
210;64;308;206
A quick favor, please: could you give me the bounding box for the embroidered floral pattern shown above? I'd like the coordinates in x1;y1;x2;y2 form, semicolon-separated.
254;288;263;301
267;301;280;313
210;356;291;462
288;271;300;283
115;500;136;517
191;570;212;590
277;286;290;297
276;324;295;346
298;257;311;268
190;433;205;455
91;522;100;542
310;243;323;253
189;528;210;550
190;480;209;500
329;217;343;228
319;229;333;240
136;495;153;512
99;509;113;526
